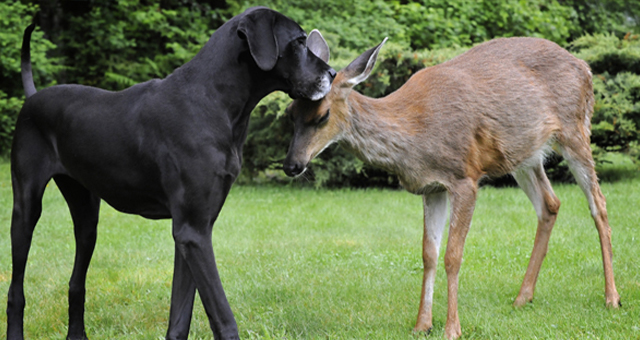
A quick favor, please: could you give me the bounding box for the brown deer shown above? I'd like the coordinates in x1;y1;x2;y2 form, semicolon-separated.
284;32;621;339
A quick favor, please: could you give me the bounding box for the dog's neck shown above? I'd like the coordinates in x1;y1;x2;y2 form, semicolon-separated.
167;20;285;149
172;26;280;106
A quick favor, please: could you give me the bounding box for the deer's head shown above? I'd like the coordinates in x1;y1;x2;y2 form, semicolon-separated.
283;36;387;177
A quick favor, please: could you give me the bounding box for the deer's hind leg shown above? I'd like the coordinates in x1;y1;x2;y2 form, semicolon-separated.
512;161;561;306
559;140;620;307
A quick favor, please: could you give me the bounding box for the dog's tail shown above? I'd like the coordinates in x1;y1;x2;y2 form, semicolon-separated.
21;23;37;98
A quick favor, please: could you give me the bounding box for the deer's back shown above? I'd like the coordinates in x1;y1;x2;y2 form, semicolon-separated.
385;37;593;186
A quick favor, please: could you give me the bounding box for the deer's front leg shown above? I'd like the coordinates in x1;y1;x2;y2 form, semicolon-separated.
415;191;448;333
443;179;477;339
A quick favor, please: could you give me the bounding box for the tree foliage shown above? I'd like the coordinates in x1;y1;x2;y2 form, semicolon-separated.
246;32;640;187
0;0;638;186
54;0;224;89
0;2;59;153
393;0;577;49
565;0;640;39
572;33;640;161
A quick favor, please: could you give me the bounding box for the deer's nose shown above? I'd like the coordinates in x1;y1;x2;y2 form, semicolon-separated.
283;162;306;177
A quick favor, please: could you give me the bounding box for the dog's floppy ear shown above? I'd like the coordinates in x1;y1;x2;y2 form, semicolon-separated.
237;8;279;71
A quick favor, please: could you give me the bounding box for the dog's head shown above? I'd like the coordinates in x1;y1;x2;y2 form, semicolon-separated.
237;7;335;100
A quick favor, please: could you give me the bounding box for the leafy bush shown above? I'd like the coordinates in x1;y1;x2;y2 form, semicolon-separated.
0;2;59;154
243;33;640;186
1;0;639;185
229;0;411;62
591;71;640;152
56;0;222;90
240;92;293;182
393;0;578;49
564;0;639;39
229;0;640;53
571;33;640;166
241;45;467;187
233;0;640;186
0;93;24;154
571;33;640;75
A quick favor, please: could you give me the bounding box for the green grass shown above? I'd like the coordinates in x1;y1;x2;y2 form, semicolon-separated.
0;162;639;339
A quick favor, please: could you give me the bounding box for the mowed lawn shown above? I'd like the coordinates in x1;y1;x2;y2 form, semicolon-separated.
0;162;638;339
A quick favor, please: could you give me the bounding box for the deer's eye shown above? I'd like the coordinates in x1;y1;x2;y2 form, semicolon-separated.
316;109;330;125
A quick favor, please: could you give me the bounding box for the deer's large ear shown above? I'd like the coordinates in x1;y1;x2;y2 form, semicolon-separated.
307;29;330;63
237;8;279;71
342;38;387;87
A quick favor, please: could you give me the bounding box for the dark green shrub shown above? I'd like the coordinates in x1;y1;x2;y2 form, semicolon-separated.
229;0;411;62
571;33;640;75
590;71;640;152
0;1;224;155
0;2;59;155
564;0;639;39
240;45;467;187
240;92;293;182
57;0;222;90
2;0;639;183
393;0;578;49
571;33;640;167
242;33;640;186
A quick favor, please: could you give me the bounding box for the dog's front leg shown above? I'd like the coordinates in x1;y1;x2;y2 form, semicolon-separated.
167;175;239;340
170;224;239;340
166;244;198;340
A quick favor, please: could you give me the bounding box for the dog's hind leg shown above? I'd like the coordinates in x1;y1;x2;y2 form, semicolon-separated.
6;139;54;340
54;175;100;340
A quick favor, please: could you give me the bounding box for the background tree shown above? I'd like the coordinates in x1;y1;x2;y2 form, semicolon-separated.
0;0;638;186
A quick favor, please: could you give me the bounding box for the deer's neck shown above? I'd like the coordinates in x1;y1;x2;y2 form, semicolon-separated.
341;91;419;176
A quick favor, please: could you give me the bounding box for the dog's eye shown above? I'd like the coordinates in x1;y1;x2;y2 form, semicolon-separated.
316;109;330;125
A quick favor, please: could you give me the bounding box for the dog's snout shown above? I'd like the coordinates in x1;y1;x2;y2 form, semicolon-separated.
328;68;337;81
283;162;305;177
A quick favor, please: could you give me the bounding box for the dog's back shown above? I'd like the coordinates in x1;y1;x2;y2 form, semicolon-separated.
8;8;337;339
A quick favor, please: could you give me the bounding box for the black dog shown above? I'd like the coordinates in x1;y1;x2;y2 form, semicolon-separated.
7;7;334;340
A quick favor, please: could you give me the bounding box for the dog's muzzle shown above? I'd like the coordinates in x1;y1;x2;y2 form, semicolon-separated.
308;72;334;101
289;68;335;100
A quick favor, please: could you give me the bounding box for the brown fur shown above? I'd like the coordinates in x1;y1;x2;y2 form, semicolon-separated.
284;37;620;339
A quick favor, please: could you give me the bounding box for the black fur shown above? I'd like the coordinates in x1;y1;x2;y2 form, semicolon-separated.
7;7;334;340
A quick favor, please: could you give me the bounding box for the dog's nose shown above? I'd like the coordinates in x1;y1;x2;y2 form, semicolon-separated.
283;162;305;177
328;68;337;80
